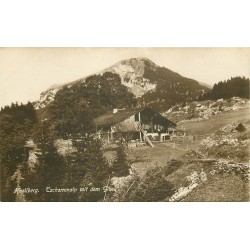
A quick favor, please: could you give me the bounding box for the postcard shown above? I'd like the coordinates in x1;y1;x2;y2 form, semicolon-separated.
0;48;249;202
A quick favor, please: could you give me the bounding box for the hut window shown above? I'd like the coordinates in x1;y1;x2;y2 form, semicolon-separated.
135;113;139;122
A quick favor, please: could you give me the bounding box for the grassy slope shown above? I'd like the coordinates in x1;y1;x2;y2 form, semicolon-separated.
105;143;189;176
179;109;249;202
165;159;249;202
128;143;188;176
183;108;249;136
182;175;249;202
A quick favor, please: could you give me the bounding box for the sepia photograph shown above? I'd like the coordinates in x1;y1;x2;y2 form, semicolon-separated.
0;48;249;202
1;1;250;250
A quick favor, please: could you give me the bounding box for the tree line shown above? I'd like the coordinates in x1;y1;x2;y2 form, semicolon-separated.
0;102;37;201
200;76;250;100
0;101;131;201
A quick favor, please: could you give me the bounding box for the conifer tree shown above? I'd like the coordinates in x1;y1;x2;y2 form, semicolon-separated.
25;121;66;201
70;137;111;202
112;144;131;177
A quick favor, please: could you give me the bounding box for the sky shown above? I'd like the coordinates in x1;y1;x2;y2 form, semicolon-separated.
0;48;249;108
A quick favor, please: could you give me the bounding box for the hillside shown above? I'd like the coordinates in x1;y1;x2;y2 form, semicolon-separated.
34;57;209;111
162;97;250;124
182;119;250;201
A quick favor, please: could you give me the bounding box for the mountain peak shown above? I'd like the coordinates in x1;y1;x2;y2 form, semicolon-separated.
136;57;157;65
35;57;208;109
121;56;156;63
114;57;157;69
107;57;158;80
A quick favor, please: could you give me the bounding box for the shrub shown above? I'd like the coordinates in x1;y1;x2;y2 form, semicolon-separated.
127;167;175;202
235;123;246;132
164;159;183;176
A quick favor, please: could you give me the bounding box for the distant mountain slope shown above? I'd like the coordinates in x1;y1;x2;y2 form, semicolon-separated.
198;81;212;89
34;57;209;110
139;60;209;110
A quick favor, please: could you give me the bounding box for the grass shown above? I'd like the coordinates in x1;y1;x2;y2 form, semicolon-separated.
165;160;249;202
166;161;212;188
182;174;249;202
127;143;189;176
104;142;193;176
183;108;249;136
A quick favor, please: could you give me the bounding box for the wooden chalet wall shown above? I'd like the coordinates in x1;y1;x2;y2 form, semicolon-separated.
113;114;139;132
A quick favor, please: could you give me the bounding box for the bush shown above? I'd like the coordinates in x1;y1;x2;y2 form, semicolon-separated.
127;167;175;202
164;159;183;176
235;123;246;132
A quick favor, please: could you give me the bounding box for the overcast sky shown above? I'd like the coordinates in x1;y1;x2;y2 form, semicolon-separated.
0;47;249;108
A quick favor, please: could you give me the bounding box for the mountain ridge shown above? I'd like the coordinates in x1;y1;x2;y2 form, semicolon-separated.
34;57;209;110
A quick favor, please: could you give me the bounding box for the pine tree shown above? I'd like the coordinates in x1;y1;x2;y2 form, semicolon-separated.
68;137;111;202
25;121;66;201
112;144;131;177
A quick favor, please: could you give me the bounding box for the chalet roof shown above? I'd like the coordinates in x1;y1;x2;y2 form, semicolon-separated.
94;107;176;129
94;108;142;128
